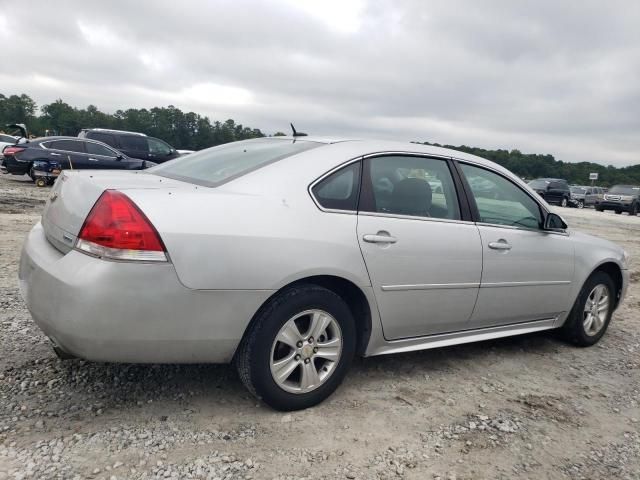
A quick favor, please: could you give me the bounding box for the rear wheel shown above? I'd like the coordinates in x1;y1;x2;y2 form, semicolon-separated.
560;271;615;347
630;203;639;216
595;206;603;212
235;285;356;411
35;177;47;187
560;197;568;207
615;210;623;215
577;200;584;209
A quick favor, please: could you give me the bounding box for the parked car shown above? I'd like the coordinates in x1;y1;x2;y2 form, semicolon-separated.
570;185;604;209
78;128;180;163
596;185;640;215
1;136;155;184
19;137;629;410
527;178;571;206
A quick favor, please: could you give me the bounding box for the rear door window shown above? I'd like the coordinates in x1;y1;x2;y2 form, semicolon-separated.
49;140;85;153
361;155;461;220
148;137;172;155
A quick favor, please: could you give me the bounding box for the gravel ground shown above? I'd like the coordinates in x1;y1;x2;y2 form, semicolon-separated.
0;173;639;480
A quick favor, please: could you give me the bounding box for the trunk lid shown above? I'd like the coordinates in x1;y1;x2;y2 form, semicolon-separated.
41;170;190;253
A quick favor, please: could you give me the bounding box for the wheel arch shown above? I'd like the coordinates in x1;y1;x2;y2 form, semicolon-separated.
589;261;624;309
235;275;373;359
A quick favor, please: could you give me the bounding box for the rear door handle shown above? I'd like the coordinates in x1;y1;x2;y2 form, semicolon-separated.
363;233;397;244
88;158;99;161
50;152;61;156
488;240;512;251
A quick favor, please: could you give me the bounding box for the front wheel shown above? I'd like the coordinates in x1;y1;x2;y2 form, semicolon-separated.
615;210;623;215
577;200;584;209
560;197;568;207
235;285;356;411
560;272;615;346
630;203;639;216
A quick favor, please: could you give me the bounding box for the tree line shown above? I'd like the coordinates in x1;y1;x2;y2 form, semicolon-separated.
1;93;638;186
417;142;640;187
0;93;264;150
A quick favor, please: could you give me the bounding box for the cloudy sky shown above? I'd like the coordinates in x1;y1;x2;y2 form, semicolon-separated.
1;0;639;166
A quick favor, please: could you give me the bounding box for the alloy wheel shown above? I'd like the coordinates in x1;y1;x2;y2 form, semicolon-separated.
270;309;343;394
583;284;610;336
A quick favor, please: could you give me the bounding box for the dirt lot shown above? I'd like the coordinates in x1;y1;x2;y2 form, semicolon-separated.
0;173;638;480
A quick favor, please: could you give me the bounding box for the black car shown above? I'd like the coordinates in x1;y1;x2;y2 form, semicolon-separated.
597;185;640;215
527;178;571;207
78;128;180;163
1;136;154;183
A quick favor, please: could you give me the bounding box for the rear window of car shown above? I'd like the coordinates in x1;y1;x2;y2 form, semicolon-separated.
528;179;550;189
609;185;640;195
150;138;322;187
0;134;16;142
571;187;586;194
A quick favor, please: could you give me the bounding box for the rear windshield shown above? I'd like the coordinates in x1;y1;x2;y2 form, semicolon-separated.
609;185;640;195
149;138;322;187
528;179;550;189
570;187;586;194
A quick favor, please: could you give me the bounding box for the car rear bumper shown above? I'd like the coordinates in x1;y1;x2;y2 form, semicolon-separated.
19;222;272;363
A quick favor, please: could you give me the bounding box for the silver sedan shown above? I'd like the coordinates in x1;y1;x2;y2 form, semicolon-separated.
19;137;629;410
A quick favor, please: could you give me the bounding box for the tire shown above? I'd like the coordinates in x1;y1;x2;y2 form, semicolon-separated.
560;197;568;207
235;285;356;411
560;271;615;347
630;203;639;216
576;200;584;209
595;206;603;212
615;210;622;215
35;178;47;187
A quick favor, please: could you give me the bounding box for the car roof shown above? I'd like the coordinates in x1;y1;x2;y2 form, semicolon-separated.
83;128;147;137
31;136;85;143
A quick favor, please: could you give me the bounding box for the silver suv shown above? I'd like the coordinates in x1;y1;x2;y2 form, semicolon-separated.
597;185;640;215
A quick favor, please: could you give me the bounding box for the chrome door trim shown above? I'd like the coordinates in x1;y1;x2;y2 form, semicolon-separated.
366;317;558;357
480;280;571;288
381;282;480;291
476;221;570;237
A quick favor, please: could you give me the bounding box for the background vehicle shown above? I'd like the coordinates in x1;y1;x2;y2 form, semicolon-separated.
1;136;154;183
79;128;180;163
570;185;604;209
528;178;571;206
19;138;628;410
597;185;640;215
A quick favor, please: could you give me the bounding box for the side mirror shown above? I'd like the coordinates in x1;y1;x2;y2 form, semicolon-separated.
544;212;567;231
116;154;124;161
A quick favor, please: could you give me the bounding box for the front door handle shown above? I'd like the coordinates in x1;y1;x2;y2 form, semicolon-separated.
363;233;397;244
50;152;61;156
488;239;512;251
88;158;99;161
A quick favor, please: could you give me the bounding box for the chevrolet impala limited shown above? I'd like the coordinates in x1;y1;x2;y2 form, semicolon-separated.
19;137;629;410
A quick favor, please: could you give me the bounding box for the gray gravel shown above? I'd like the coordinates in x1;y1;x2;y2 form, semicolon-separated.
1;174;639;479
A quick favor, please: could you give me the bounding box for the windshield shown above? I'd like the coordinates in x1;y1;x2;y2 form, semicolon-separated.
609;185;640;195
528;179;550;189
570;187;586;194
150;138;322;187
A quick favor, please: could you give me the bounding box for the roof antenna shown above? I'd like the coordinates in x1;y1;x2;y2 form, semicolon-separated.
290;123;307;137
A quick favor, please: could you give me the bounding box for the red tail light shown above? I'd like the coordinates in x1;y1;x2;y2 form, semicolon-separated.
2;146;25;156
76;190;167;262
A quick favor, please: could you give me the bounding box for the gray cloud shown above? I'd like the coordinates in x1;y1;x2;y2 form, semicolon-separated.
1;0;639;165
